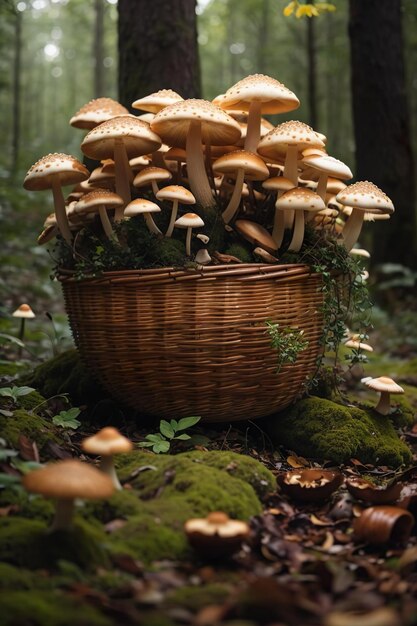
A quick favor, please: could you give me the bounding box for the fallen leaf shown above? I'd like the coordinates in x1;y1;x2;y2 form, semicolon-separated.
18;434;39;463
287;455;309;468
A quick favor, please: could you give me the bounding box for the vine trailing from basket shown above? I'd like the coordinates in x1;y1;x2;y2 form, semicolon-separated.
265;321;309;373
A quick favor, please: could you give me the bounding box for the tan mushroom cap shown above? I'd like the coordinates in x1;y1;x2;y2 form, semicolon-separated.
350;247;371;258
336;181;394;215
258;121;325;161
156;185;196;204
37;225;58;245
262;176;294;193
24;153;89;192
363;376;404;394
341;206;391;221
12;304;35;319
174;212;205;229
184;512;249;537
235;219;278;253
326;177;347;195
75;190;124;214
218;74;300;115
82;426;133;456
89;166;115;186
70;97;129;129
344;339;373;352
276;187;325;213
133;166;172;188
81;116;162;160
132;89;184;113
150;99;241;148
23;459;115;499
212;150;269;181
124;199;161;217
302;154;353;180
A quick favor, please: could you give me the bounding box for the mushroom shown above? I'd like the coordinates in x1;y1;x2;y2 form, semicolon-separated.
212;150;269;224
155;185;196;237
22;459;114;531
194;248;212;266
346;477;403;505
253;247;278;263
132;89;184;114
301;154;352;202
69;97;129;130
12;304;35;356
262;176;294;247
24;153;89;245
361;376;404;415
174;213;205;256
277;469;343;503
184;511;250;559
234;219;278;256
133;166;172;198
81;427;133;490
124;199;162;235
276;188;325;252
151;99;241;208
75;189;124;240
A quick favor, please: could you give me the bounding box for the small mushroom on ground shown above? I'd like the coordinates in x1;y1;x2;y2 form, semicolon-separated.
12;304;35;356
81;427;133;490
277;469;343;503
346;477;403;505
23;459;114;531
184;511;250;559
124;198;162;235
174;213;205;256
361;376;404;415
156;185;196;237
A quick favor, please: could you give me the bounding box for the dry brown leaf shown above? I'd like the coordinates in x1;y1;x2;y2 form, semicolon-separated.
324;606;401;626
287;455;309;468
321;531;334;551
310;514;332;526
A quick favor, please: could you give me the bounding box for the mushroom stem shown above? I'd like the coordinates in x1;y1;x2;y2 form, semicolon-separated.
186;121;216;208
166;199;179;237
222;168;244;224
288;211;305;252
51;498;75;531
144;212;162;235
340;209;365;251
51;177;72;245
151;150;165;168
151;180;160;197
375;391;391;416
17;319;25;359
98;205;116;239
244;100;262;152
283;145;299;228
114;139;132;222
272;202;285;248
316;172;328;202
185;226;192;256
100;455;122;490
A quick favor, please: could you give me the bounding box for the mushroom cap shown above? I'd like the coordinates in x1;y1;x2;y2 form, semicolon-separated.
82;426;133;456
132;89;184;113
218;74;300;114
212;150;269;181
258;121;324;161
70;97;129;129
89;166;115;186
349;247;371;259
336;181;394;214
326;177;347;195
344;339;373;352
37;225;58;245
129;156;152;172
174;212;205;229
81;116;162;160
276;187;325;213
262;176;294;193
194;248;212;265
277;469;344;503
185;512;250;538
12;304;35;318
235;219;278;253
156;185;196;205
253;247;278;263
362;376;404;394
24;153;89;191
150;99;241;148
133;166;172;188
302;154;353;181
75;190;124;214
23;459;115;499
124;199;161;217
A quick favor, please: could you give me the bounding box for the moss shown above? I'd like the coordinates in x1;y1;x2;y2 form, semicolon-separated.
150;236;186;266
15;389;46;410
0;563;36;590
0;590;111;626
224;243;253;263
0;516;110;570
166;582;232;611
389;394;416;429
0;489;54;522
0;407;61;449
0;361;28;377
265;396;412;467
83;488;143;523
23;349;104;406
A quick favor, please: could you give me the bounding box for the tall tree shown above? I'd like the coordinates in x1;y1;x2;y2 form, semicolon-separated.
349;0;416;267
93;0;105;98
117;0;201;109
11;4;22;177
306;4;318;129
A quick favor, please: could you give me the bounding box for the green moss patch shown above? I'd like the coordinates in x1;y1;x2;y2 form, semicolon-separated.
265;396;412;467
0;407;62;450
166;582;233;611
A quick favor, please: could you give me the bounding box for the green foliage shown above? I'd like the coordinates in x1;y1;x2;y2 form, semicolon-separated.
51;407;81;430
265;321;309;372
139;416;202;453
0;385;35;403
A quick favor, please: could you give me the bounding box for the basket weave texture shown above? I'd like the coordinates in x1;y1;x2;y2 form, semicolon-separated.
60;263;324;422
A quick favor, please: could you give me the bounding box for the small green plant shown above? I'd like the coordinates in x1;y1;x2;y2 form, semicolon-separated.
139;416;202;453
265;321;309;373
0;386;35;404
52;407;81;429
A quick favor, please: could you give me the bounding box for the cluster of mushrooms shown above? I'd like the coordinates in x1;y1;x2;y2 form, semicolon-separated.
23;73;395;265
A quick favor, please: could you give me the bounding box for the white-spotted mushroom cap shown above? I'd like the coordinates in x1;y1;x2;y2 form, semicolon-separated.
302;154;353;181
133;166;172;188
81;116;162;160
124;198;161;217
217;74;300;114
258;121;325;161
132;89;184;113
137;113;156;124
12;304;35;319
262;176;294;193
336;181;394;215
212;150;269;181
276;187;325;213
70;97;129;129
74;189;124;214
156;185;196;205
150;99;241;147
24;153;89;191
82;427;133;456
174;213;205;229
235;219;278;254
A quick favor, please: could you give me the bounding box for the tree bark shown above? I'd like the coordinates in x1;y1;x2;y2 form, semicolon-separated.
118;0;201;109
349;0;416;267
306;7;318;130
93;0;105;97
11;7;22;177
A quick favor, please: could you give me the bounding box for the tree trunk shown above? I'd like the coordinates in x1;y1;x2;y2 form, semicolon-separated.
257;0;270;74
349;0;416;267
93;0;105;98
306;4;318;129
11;8;22;177
118;0;201;109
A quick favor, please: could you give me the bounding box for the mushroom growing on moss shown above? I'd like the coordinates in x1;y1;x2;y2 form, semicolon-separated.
362;376;405;416
184;511;250;559
174;213;205;256
156;185;196;237
82;427;133;490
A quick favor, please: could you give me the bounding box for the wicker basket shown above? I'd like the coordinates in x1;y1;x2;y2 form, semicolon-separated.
60;263;324;422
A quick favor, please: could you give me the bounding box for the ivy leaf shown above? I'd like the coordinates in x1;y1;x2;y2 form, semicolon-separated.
176;416;201;431
160;420;175;439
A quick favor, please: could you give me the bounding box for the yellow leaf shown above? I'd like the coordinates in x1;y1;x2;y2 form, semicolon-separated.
283;1;296;17
315;2;336;12
295;5;306;18
310;6;320;16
